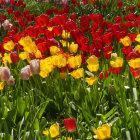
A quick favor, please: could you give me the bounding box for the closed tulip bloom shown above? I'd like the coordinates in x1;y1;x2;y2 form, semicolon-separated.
69;42;78;53
21;65;31;80
64;118;77;132
0;67;10;81
7;75;15;86
30;59;40;74
10;51;19;63
49;124;59;138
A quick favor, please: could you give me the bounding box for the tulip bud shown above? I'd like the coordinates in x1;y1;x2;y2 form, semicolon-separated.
21;65;31;80
10;51;19;63
30;59;40;74
111;53;117;60
0;67;10;81
64;118;77;132
7;75;15;86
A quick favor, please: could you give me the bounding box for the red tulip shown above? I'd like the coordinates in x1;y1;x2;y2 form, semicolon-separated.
64;118;77;132
10;51;19;63
35;14;49;27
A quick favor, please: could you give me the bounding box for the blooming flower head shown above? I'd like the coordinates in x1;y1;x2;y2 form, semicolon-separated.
134;45;140;53
120;36;131;46
68;55;82;69
93;124;111;139
86;55;99;72
49;123;59;138
110;57;123;68
135;34;140;42
3;40;15;51
39;58;54;78
128;58;140;69
50;46;61;55
64;118;77;132
71;68;84;79
86;76;98;85
51;54;67;68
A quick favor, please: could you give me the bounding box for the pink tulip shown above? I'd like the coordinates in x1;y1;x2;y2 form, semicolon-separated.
30;59;40;75
7;75;15;86
21;65;31;80
0;67;10;81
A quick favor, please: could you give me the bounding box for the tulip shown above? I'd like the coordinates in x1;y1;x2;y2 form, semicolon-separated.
2;20;12;30
49;124;59;138
0;67;10;81
7;75;15;86
93;124;111;139
64;118;77;132
71;68;84;79
10;51;19;63
21;65;31;80
30;59;40;74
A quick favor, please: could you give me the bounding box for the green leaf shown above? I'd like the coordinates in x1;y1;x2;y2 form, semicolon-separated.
34;119;39;131
17;97;26;116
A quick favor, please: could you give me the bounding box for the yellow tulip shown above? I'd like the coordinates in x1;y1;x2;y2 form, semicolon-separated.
50;46;61;55
60;40;70;47
61;30;70;39
19;52;29;60
71;68;84;79
23;42;38;53
3;40;15;51
35;50;42;58
43;129;49;136
19;36;33;47
87;64;99;72
134;45;140;53
52;54;67;68
2;53;12;66
120;36;131;46
128;58;140;69
49;124;59;138
68;55;82;69
39;58;54;78
0;81;5;90
135;34;140;42
87;55;98;65
86;76;98;85
69;42;78;53
110;57;123;68
93;124;111;140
